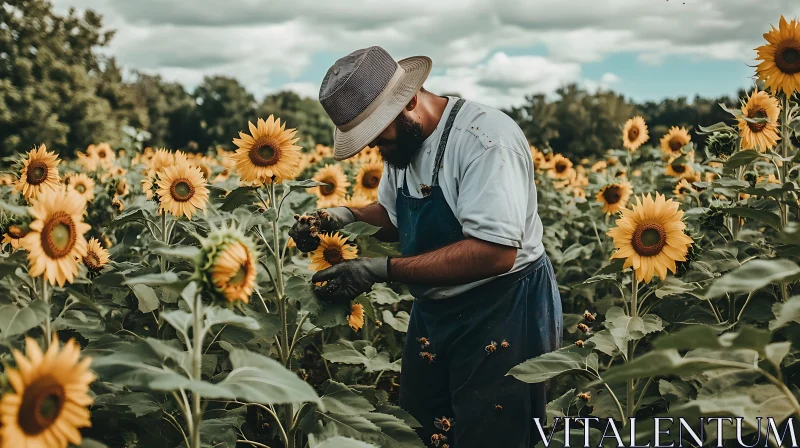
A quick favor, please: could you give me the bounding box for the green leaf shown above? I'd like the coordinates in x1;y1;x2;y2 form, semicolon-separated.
285;179;329;191
604;307;663;358
322;340;401;373
722;207;782;230
765;342;791;367
203;306;260;330
132;284;159;313
380;310;409;333
219;186;259;211
368;284;410;305
215;349;322;406
311;436;378;448
770;295;800;330
706;259;800;298
594;349;743;385
77;439;109;448
508;349;599;384
697;122;735;134
724;150;762;168
161;310;193;338
341;222;381;239
150;243;201;261
362;412;426;448
0;300;49;338
653;325;772;354
0;201;29;216
319;381;375;415
124;272;180;287
584;330;618;356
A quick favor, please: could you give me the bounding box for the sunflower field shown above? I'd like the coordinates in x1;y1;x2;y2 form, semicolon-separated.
0;14;799;448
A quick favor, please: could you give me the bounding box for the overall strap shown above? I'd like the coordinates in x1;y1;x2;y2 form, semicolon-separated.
431;98;465;186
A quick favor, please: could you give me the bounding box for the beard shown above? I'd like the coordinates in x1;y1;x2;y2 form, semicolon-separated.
378;114;425;170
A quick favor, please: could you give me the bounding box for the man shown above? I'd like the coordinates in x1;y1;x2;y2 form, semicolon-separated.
289;46;563;447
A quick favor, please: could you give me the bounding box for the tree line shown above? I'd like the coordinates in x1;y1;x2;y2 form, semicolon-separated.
1;0;745;159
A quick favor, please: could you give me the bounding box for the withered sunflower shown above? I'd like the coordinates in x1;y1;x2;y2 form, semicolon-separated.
607;193;694;284
16;144;61;201
756;16;800;96
155;159;209;220
348;303;365;332
595;182;633;215
673;179;696;198
622;116;650;152
664;155;695;179
548;154;573;179
66;173;95;203
659;126;692;157
312;164;351;208
231;115;303;185
738;88;781;152
353;160;383;201
2;225;27;250
210;241;257;304
309;232;358;272
21;187;91;286
0;336;95;448
82;237;110;273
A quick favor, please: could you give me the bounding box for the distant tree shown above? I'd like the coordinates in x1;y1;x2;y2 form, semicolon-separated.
0;0;125;156
257;90;334;150
192;76;256;151
125;72;195;149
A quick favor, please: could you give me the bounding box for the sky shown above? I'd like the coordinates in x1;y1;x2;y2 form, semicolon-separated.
51;0;800;109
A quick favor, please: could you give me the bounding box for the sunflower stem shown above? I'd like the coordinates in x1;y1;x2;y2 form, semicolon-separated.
190;288;205;448
160;212;168;273
41;277;51;348
627;275;638;418
780;94;791;228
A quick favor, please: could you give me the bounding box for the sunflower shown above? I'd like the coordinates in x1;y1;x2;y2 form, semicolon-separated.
659;126;692;157
155;159;209;219
114;178;129;197
0;335;95;448
231;116;303;185
756;16;800;96
595;182;633;215
342;194;373;208
0;173;15;185
82;237;110;273
531;147;549;171
65;173;95;203
21;187;90;286
673;179;696;198
149;148;175;174
548;154;574;179
309;232;358;272
189;156;214;180
353;160;383;201
87;143;115;168
75;151;98;172
2;225;27;250
16;144;61;201
111;197;125;212
348;303;365;331
210;241;257;304
312;164;350;208
737;88;781;152
622;116;650;152
664;155;695;179
591;161;607;173
607;193;694;283
315;144;334;159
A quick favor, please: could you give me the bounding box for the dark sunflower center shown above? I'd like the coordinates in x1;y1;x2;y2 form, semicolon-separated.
607;158;618;167
747;108;768;132
27;161;48;185
602;186;622;204
84;252;102;271
8;225;26;239
41;212;77;258
171;180;194;202
229;265;248;286
627;127;640;142
555;162;568;173
75;183;86;193
362;170;381;189
249;140;280;167
18;376;65;435
776;42;800;74
632;223;667;257
320;178;336;196
672;163;686;174
323;247;344;265
98;150;107;158
669;138;684;152
680;186;692;195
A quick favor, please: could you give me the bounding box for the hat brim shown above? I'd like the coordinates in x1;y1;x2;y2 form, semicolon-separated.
332;55;432;161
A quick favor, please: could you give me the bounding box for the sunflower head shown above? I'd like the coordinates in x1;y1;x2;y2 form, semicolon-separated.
87;143;115;168
21;187;91;286
607;193;695;284
309;232;358;272
65;173;96;203
622;116;650;152
149;148;175;174
312;164;351;208
664;154;695;179
82;237;110;274
673;179;697;198
737;88;781;152
231;116;303;185
348;303;365;331
199;222;259;304
353;160;383;201
660;126;692;157
595;182;633;215
590;161;607;173
16;144;61;201
155;157;209;220
2;222;29;250
548;154;574;179
756;16;800;96
0;335;95;448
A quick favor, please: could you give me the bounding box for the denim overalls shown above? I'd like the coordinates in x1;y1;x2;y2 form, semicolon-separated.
396;98;563;447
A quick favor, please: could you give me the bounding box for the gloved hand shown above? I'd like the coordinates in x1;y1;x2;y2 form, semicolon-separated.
311;257;390;303
288;207;354;252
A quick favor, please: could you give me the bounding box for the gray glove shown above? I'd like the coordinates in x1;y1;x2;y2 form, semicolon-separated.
289;207;354;252
311;257;390;303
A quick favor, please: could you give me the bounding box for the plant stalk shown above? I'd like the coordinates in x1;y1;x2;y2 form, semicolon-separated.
779;94;792;228
627;276;638;418
161;212;168;273
191;290;204;448
42;277;51;347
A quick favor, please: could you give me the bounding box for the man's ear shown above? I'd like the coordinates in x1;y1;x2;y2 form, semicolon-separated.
405;94;418;111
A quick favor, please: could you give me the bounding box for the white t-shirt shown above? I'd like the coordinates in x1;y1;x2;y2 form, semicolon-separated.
377;96;545;299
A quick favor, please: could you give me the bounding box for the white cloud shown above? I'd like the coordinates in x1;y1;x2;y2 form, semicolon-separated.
277;82;320;99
